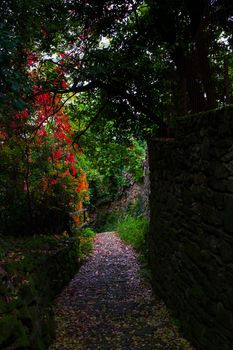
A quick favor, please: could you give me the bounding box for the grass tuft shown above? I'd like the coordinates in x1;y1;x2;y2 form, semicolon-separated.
117;215;148;252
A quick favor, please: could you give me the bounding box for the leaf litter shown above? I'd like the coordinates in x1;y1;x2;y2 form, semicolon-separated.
49;232;195;350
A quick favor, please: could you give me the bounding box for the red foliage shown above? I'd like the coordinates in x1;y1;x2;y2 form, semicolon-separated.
16;110;29;120
50;179;57;185
51;149;63;160
7;53;90;220
66;153;75;163
75;173;88;192
27;53;38;65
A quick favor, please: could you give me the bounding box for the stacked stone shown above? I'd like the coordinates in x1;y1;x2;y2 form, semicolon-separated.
149;105;233;350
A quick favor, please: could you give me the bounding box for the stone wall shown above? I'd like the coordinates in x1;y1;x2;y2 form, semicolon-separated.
0;237;79;349
148;106;233;350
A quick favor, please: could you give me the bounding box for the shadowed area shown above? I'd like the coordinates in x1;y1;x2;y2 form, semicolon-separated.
50;232;194;350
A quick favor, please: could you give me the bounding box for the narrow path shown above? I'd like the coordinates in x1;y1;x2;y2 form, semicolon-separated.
50;232;194;350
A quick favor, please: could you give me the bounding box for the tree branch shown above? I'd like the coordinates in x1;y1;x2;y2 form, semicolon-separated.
31;92;77;135
72;100;109;144
50;81;99;95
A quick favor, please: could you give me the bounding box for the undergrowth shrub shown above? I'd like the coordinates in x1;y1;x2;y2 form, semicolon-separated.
99;211;120;232
108;213;152;282
117;215;148;252
75;227;96;260
0;235;80;349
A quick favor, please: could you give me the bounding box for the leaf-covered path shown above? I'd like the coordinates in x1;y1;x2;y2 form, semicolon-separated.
50;232;194;350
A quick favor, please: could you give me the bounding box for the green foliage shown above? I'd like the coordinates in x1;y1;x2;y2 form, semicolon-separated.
115;213;152;282
1;0;233;132
1;0;231;241
67;99;146;207
87;137;146;203
0;234;80;349
79;227;96;239
0;315;29;348
117;215;148;252
89;201;152;281
94;191;147;233
0;135;74;236
98;211;121;232
128;194;145;216
75;227;96;261
67;96;147;204
98;208;148;253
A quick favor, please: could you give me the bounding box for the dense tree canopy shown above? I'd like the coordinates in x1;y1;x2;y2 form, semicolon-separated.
1;0;233;132
1;0;233;235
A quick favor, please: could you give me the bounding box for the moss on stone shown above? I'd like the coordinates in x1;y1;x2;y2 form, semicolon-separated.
0;236;80;349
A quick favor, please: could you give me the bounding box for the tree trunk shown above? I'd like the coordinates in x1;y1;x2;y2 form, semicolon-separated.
195;29;217;109
224;56;230;104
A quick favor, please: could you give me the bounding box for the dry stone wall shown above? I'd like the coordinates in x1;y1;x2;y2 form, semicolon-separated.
148;106;233;350
0;238;79;350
